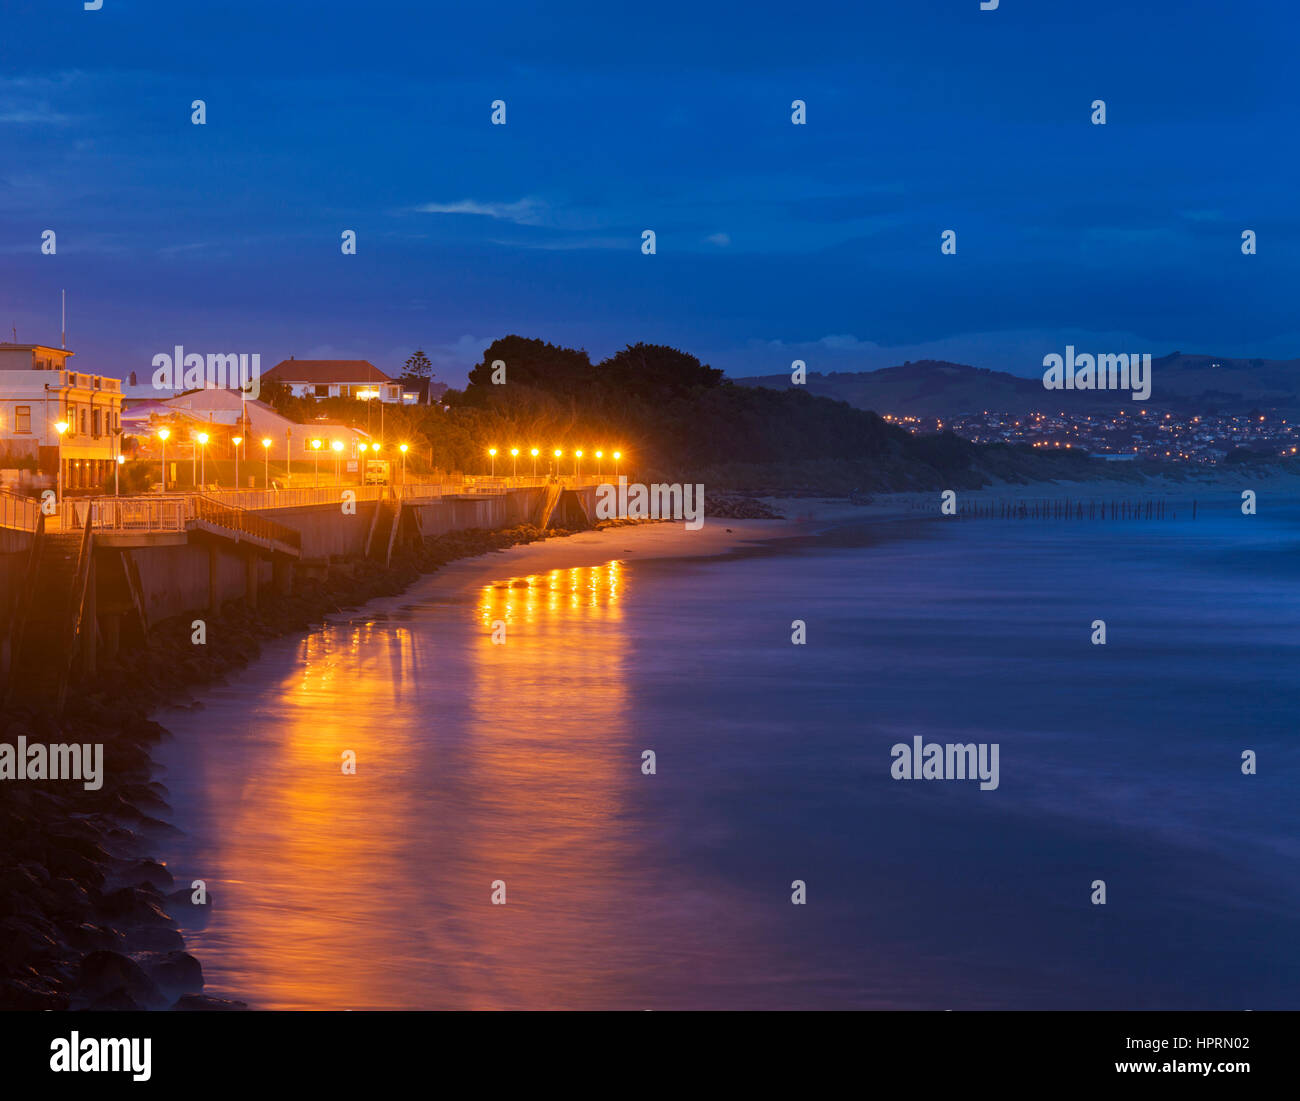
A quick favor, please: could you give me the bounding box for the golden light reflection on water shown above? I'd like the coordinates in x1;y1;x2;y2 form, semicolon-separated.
191;561;632;1009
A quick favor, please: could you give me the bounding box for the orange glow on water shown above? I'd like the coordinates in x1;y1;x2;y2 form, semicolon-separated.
177;561;634;1008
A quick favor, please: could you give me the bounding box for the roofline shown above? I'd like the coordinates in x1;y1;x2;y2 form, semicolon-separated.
0;343;75;355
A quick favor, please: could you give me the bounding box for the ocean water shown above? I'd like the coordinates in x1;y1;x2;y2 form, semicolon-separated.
153;499;1300;1009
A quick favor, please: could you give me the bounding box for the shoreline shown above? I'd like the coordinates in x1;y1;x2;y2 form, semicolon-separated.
1;510;824;1010
0;520;660;1009
8;475;1291;1009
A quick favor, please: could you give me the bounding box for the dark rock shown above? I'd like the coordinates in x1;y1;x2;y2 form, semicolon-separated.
75;950;165;1009
125;925;185;953
172;994;249;1011
85;989;144;1011
64;922;124;953
0;975;67;1010
100;885;172;925
119;859;174;891
140;950;203;993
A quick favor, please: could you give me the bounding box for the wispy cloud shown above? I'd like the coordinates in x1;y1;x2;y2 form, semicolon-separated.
412;197;547;226
0;108;72;125
0;73;83;126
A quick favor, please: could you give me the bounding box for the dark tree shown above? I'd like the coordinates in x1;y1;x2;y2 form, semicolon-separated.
464;336;594;399
404;349;433;379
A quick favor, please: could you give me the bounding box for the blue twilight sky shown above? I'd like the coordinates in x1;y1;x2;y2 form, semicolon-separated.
1;0;1296;386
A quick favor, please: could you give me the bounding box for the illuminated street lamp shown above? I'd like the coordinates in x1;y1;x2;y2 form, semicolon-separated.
595;450;604;478
54;419;69;508
115;453;124;498
553;448;561;477
510;447;519;478
311;438;322;486
196;432;209;487
261;437;272;488
399;442;409;483
613;450;622;478
232;435;243;489
331;439;343;483
574;449;583;478
530;447;539;476
157;427;170;491
488;447;497;477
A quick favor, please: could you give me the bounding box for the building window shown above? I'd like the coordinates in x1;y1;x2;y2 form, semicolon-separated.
314;384;329;397
81;410;88;435
14;406;31;433
93;410;102;437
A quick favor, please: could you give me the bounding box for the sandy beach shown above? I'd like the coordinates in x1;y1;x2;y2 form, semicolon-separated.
371;470;1300;604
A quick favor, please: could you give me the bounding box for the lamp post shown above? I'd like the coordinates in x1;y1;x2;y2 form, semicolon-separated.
530;447;538;477
196;432;209;487
115;454;124;497
595;450;603;478
311;438;322;486
399;442;408;484
232;435;242;490
331;439;343;483
488;447;497;477
575;449;583;478
510;447;518;479
553;448;561;478
262;437;272;488
55;419;69;511
613;450;622;479
157;427;170;491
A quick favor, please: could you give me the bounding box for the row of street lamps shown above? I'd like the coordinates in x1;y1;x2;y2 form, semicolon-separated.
486;447;623;478
150;428;412;490
97;427;619;495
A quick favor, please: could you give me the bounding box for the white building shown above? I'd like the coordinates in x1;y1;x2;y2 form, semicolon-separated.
0;343;124;490
264;358;403;403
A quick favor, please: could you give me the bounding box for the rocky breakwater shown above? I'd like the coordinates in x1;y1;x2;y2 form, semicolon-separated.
0;522;586;1010
703;495;785;520
0;703;233;1010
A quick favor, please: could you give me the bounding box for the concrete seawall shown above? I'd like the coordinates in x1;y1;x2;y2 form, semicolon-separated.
0;483;603;646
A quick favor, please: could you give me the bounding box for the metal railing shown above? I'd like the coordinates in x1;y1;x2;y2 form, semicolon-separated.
0;489;40;532
393;482;449;502
68;496;188;532
201;484;388;510
23;476;609;537
191;496;303;551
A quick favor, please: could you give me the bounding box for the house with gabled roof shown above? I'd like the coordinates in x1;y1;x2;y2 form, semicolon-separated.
263;357;403;403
